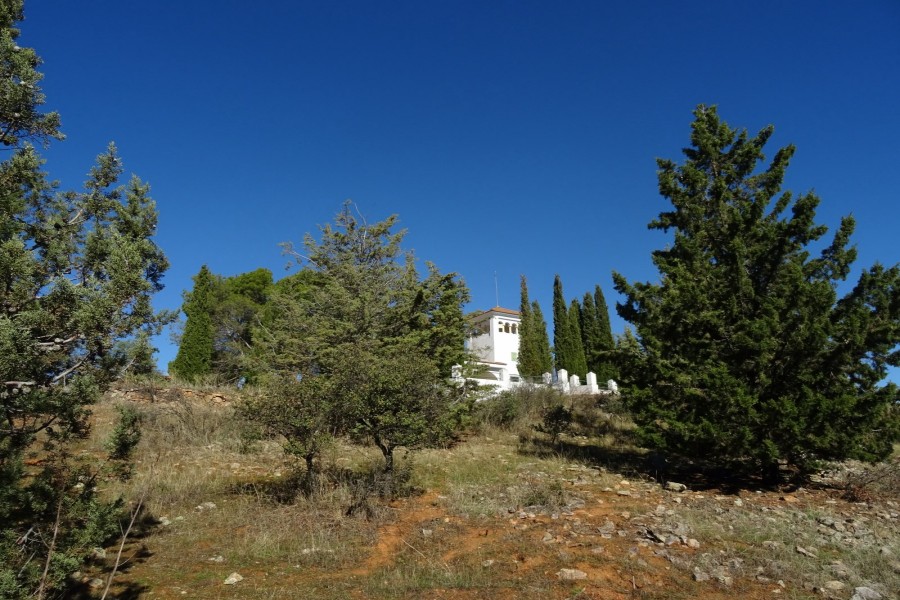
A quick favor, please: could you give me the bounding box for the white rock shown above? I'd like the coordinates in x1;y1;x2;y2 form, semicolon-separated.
557;568;587;581
850;587;882;600
223;572;243;585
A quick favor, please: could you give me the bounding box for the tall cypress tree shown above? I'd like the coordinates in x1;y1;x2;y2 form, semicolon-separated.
567;299;589;377
532;300;553;375
580;291;602;371
517;275;540;377
170;265;215;381
592;285;618;381
552;275;568;371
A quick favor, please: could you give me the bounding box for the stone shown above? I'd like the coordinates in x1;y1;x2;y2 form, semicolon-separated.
208;555;225;563
542;532;554;543
421;529;433;537
557;568;587;581
850;588;882;600
223;572;243;585
692;568;709;582
665;482;687;492
823;581;845;591
686;538;700;549
195;502;216;511
481;559;495;568
795;545;817;558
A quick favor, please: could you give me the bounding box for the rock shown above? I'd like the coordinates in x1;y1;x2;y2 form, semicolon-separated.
90;547;106;560
617;490;632;496
223;572;243;585
557;568;587;581
542;532;554;543
196;502;216;511
665;482;687;492
850;588;882;600
795;545;817;558
692;568;709;582
208;555;225;563
157;516;172;526
481;559;495;568
686;538;701;549
591;546;605;554
823;581;845;591
421;529;433;537
88;578;105;589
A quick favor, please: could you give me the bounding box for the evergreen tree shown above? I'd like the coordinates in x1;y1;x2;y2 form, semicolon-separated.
210;267;273;381
613;105;900;478
169;265;215;382
567;299;589;377
552;275;588;375
581;285;617;381
249;203;470;472
532;300;553;375
0;2;169;594
516;275;540;377
552;275;568;370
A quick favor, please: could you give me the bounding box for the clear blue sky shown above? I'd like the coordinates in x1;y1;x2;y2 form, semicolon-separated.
20;1;900;379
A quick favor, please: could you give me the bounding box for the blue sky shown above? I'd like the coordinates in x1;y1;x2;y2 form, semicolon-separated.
19;1;900;379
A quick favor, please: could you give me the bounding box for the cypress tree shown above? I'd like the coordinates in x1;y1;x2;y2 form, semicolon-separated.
567;299;589;377
552;275;568;371
532;300;553;375
170;265;215;381
580;291;602;371
592;285;618;381
517;275;540;377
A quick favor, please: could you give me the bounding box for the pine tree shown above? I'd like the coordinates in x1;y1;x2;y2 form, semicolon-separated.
532;300;553;375
0;2;169;594
613;105;900;478
170;265;215;382
517;275;540;377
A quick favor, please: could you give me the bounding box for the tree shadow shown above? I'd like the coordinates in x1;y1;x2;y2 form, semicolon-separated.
519;433;793;494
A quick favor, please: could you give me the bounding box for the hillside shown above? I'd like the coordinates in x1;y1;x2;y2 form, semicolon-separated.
77;386;899;600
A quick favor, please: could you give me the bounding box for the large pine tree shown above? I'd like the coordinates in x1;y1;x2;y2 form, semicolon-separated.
614;105;900;478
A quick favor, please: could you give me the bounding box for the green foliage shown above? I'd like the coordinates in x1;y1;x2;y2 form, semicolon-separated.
552;275;587;376
238;374;336;476
531;299;553;375
169;265;215;382
248;202;470;473
567;299;588;377
0;3;168;594
209;267;273;381
580;286;617;382
517;276;554;378
516;276;540;377
613;105;900;477
535;402;573;444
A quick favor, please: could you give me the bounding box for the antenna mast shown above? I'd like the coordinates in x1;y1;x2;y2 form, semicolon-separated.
494;271;500;307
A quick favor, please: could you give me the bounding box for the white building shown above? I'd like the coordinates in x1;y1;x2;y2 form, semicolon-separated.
466;306;522;385
460;306;617;396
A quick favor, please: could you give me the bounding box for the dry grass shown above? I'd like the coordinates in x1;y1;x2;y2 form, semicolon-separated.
75;388;899;600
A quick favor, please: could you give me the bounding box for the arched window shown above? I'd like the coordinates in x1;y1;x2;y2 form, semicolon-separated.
511;323;518;334
504;323;510;333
